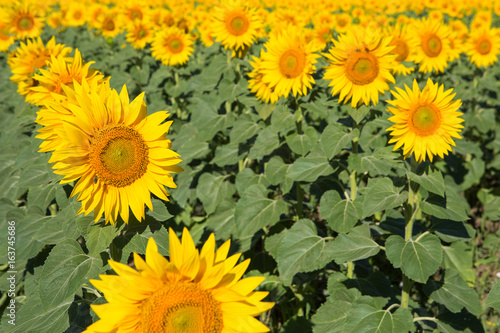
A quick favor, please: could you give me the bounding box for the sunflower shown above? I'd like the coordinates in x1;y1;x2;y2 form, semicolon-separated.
44;81;183;224
323;27;396;108
126;20;154;50
465;27;500;68
248;52;280;104
27;49;109;106
258;27;319;98
64;2;87;27
211;0;262;56
409;18;451;73
0;21;15;52
4;1;45;40
120;0;146;24
333;12;352;34
386;24;418;76
8;36;72;97
98;9;122;38
85;228;274;332
151;26;194;66
386;79;464;163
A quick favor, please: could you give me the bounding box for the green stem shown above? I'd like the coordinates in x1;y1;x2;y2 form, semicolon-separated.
346;118;359;277
296;182;303;220
346;261;354;279
401;157;418;308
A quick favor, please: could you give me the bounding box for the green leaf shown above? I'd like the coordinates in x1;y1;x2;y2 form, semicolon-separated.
442;241;475;285
330;224;380;263
27;183;58;212
385;234;443;283
282;316;312;333
362;177;408;218
235;184;288;238
287;156;334;183
39;239;101;310
265;156;291;185
420;191;469;222
319;123;358;160
235;168;269;195
348;147;403;177
348;104;371;124
424;269;482;316
344;306;414;333
277;219;336;285
174;124;209;163
485;280;500;310
270;104;295;134
435;310;485;333
205;201;236;240
460;158;485;191
430;218;475;243
191;109;230;142
119;223;170;260
196;173;234;215
146;198;173;221
86;224;120;257
264;228;287;261
248;128;281;160
409;168;445;196
319;190;359;233
212;143;247;167
286;127;318;156
229;115;262;144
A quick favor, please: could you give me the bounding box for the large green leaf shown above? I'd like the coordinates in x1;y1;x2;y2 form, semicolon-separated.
235;184;288;238
344;306;414;333
286;127;318;156
385;234;443;283
276;219;337;285
196;173;234;215
319;124;358;160
442;241;475;285
39;239;102;310
362;177;408;218
409;168;445;196
423;269;482;316
248;127;281;159
420;187;469;222
287;156;335;182
348;147;403;177
319;190;359;233
330;224;380;263
485;280;500;311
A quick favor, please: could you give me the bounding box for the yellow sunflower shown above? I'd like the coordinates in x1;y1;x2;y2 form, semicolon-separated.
64;2;87;27
44;80;183;224
323;27;396;108
259;27;319;98
0;21;15;52
151;26;194;66
409;18;451;73
126;20;154;50
386;24;418;76
8;36;72;97
248;52;280;104
465;27;500;68
85;228;274;332
98;9;122;38
386;79;464;163
211;0;262;55
27;49;109;106
333;12;352;34
4;1;45;40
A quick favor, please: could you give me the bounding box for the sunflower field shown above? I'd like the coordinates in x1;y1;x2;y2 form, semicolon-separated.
1;0;500;332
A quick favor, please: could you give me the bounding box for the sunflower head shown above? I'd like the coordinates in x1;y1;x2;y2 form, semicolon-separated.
85;228;274;332
151;26;194;66
386;79;464;162
465;27;500;67
5;1;45;40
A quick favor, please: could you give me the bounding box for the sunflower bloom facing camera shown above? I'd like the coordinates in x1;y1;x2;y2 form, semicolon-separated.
152;26;194;66
259;27;319;99
465;27;500;68
85;228;274;333
323;27;396;107
45;80;183;224
386;79;464;163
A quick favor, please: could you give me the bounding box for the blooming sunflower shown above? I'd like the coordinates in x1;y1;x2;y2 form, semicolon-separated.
465;27;500;68
211;0;262;56
0;21;15;52
4;1;45;40
85;228;274;332
386;79;464;163
259;27;319;98
98;9;122;38
27;49;109;106
126;20;154;50
386;24;418;76
64;2;87;27
45;80;183;224
8;36;72;97
248;52;280;104
409;18;451;73
323;27;396;107
151;26;194;66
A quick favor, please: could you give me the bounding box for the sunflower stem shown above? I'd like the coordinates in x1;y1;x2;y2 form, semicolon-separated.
346;116;359;278
401;156;419;308
296;182;304;220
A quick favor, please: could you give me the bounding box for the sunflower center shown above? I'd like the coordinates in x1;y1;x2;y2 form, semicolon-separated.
104;19;115;31
130;9;143;20
476;37;492;55
421;34;442;57
89;125;149;188
18;16;34;31
227;13;249;36
390;38;409;62
346;51;379;85
137;27;147;39
410;104;441;136
138;281;223;333
166;36;184;54
279;49;306;79
73;11;82;20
